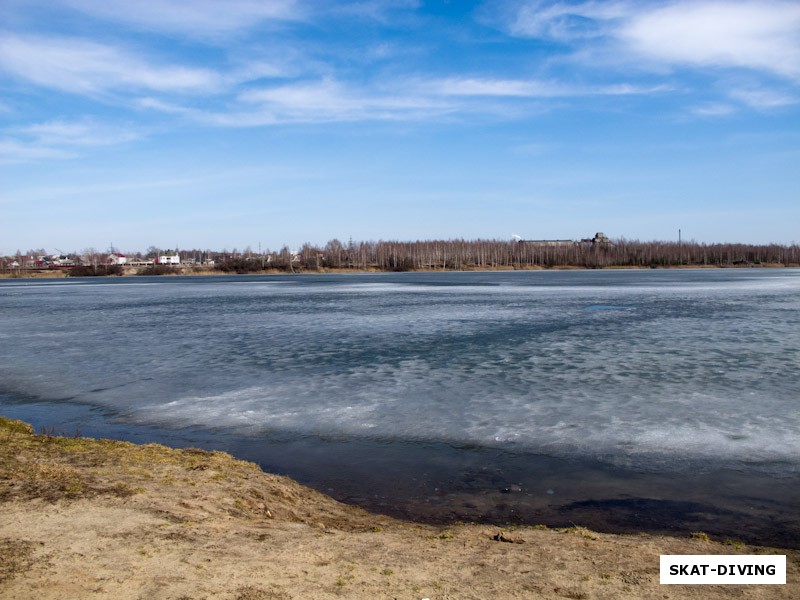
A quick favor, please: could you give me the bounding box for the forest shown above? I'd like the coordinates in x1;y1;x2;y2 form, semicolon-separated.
4;237;799;275
216;237;800;273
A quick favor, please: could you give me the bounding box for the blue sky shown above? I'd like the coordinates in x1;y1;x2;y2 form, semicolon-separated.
1;0;799;254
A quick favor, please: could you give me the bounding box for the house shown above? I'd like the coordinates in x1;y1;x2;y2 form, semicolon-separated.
518;232;615;248
107;253;128;265
50;255;75;268
156;252;181;265
580;232;615;247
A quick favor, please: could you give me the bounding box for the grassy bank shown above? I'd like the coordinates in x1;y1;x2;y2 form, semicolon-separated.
0;416;796;599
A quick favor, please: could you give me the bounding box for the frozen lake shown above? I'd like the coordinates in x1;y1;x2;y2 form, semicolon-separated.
1;269;798;545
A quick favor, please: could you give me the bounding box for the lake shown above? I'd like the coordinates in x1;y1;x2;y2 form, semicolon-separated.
1;269;798;546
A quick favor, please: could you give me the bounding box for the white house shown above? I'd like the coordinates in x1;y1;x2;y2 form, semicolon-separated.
157;253;181;265
107;253;127;265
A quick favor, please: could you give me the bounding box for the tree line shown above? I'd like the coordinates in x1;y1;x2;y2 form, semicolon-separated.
5;238;799;275
216;238;800;273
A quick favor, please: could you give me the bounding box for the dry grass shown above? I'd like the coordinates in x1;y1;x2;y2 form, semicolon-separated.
1;415;797;599
0;416;242;503
0;416;381;530
0;538;36;584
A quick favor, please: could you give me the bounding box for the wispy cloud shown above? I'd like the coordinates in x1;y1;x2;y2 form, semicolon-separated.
23;0;421;39
505;0;631;41
58;0;304;37
228;78;452;124
424;76;669;98
728;88;798;110
3;0;795;139
622;1;800;80
426;77;563;97
690;102;737;117
20;118;140;146
329;0;422;23
0;33;222;96
132;74;669;127
494;1;800;81
0;118;140;163
0;140;75;163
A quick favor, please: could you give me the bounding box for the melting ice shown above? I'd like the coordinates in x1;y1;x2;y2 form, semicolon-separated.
1;269;799;475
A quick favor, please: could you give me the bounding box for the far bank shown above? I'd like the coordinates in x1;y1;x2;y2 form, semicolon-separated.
2;261;797;279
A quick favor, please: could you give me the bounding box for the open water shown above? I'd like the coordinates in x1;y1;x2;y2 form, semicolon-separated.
1;269;798;546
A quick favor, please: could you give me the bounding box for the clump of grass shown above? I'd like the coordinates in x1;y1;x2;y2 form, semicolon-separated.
0;415;261;504
0;538;35;584
0;417;34;435
723;538;745;549
335;574;355;588
561;526;598;540
553;587;588;599
690;531;711;542
424;529;455;541
236;585;291;600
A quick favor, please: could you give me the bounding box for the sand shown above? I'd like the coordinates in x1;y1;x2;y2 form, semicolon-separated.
0;416;796;599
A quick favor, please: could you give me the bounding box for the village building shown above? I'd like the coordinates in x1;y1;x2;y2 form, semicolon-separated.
518;232;615;248
580;232;615;247
517;239;576;248
156;252;181;265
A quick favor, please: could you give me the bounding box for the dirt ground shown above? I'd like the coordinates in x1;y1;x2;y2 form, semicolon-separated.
0;416;796;599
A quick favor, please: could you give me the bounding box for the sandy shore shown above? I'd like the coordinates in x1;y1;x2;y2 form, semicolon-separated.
0;416;796;599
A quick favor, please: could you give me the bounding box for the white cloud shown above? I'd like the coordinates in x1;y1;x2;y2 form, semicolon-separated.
622;1;800;80
427;77;562;97
0;140;75;163
690;102;737;117
498;1;800;81
0;118;140;163
424;76;669;98
20;118;140;146
135;97;196;115
507;0;631;41
329;0;421;22
233;78;450;123
0;33;221;95
729;88;797;109
59;0;303;37
131;74;670;127
27;0;421;40
132;78;451;127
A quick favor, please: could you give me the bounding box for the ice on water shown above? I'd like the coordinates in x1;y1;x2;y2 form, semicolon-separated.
1;270;799;474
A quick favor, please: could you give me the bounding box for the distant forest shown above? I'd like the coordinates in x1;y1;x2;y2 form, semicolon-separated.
6;237;800;275
215;238;800;273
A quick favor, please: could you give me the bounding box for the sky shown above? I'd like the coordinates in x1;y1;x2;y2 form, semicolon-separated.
1;0;799;254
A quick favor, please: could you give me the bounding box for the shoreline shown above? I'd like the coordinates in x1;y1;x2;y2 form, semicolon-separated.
2;398;797;551
1;261;797;279
1;415;797;598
